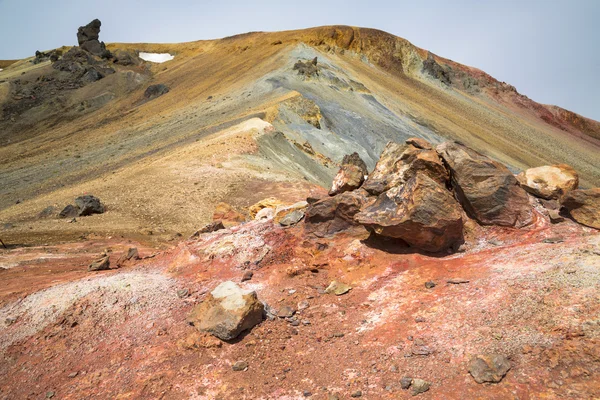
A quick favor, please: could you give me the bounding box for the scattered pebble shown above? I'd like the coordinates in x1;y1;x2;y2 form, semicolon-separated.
447;278;469;284
350;390;362;397
400;376;412;389
411;379;430;395
425;281;436;289
241;271;253;282
232;361;248;371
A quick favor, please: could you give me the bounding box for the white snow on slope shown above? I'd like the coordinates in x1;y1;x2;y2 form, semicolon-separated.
139;52;174;63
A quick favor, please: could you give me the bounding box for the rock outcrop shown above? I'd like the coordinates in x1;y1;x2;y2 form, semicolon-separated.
517;164;579;199
187;281;264;341
144;84;170;100
77;19;111;58
329;152;368;195
437;141;533;227
561;188;600;229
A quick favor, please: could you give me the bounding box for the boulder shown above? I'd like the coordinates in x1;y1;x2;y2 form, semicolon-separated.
144;84;170;99
187;281;264;341
468;354;511;383
356;172;464;252
75;195;105;216
274;201;308;224
116;247;139;267
561;188;600;229
88;255;110;271
329;152;368;196
59;204;79;219
436;141;533;227
362;140;447;196
112;49;142;66
517;164;579;199
279;210;305;226
305;190;371;237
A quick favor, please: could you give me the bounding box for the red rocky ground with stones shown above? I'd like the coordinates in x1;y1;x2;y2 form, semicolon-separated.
2;137;599;399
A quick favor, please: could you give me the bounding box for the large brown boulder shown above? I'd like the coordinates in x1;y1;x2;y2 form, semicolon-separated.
355;172;463;252
362;140;447;196
436;142;533;227
517;164;578;199
305;190;371;237
187;281;264;341
561;188;600;229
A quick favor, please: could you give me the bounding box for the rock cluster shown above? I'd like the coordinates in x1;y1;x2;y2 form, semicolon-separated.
305;137;598;252
293;57;319;77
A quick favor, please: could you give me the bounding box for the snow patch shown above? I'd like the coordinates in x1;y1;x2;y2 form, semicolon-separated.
139;52;174;63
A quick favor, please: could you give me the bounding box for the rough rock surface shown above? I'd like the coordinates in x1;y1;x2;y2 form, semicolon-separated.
88;255;110;271
468;354;511;383
304;190;370;237
213;202;246;227
75;195;104;216
191;221;226;237
187;281;264;341
517;164;579;199
329;152;368;195
361;142;408;195
437;141;533;227
561;188;600;229
76;19;111;58
58;204;79;219
356;172;463;252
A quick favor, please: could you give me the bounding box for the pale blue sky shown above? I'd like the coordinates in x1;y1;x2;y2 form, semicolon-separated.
0;0;598;120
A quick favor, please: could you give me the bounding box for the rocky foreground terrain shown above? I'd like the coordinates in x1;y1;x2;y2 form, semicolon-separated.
1;20;600;400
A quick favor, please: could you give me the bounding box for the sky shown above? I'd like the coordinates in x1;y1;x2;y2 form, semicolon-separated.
0;0;598;120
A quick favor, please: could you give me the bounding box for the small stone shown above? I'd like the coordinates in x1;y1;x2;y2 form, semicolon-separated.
548;210;565;223
232;361;248;371
487;239;503;246
46;392;55;399
447;278;469;284
5;317;17;326
277;306;295;318
298;301;309;310
241;271;253;282
469;354;511;383
325;281;351;295
333;332;345;338
328;394;340;400
177;289;189;298
542;237;564;244
68;372;78;378
350;390;362;398
424;281;436;289
411;379;430;395
390;365;398;373
400;376;412;389
303;390;312;397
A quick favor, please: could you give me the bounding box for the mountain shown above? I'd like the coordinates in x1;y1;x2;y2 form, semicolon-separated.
1;24;600;399
0;25;599;245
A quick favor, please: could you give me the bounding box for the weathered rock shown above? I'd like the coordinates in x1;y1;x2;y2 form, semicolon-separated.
116;247;139;267
469;354;511;383
274;201;307;223
59;204;79;219
411;379;430;395
38;206;56;219
144;84;169;99
293;58;319;77
77;19;101;45
305;190;370;237
437;141;533;227
88;255;110;271
191;221;225;238
547;209;565;224
75;195;104;216
561;188;600;229
255;207;275;220
248;198;285;219
241;271;253;282
362;141;447;196
329;152;368;195
356;173;464;252
406;137;433;150
517;164;579;199
279;210;305;226
422;51;451;85
306;187;329;204
325;281;351;295
187;281;264;341
112;49;142;66
213;202;246;227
